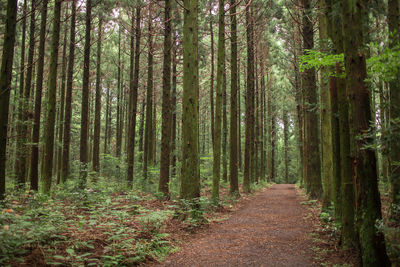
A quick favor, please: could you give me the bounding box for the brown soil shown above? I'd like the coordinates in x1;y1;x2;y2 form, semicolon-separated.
156;184;319;267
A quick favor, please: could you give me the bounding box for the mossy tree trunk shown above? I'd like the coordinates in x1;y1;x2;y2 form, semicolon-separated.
342;0;390;264
92;17;102;173
42;0;62;194
244;0;254;193
127;7;141;187
301;0;322;198
212;0;224;201
0;0;18;199
388;0;400;220
79;0;91;188
159;0;172;197
229;0;239;196
180;0;200;200
31;0;48;189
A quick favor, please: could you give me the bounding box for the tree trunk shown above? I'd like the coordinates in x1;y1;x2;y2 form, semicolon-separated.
244;1;254;193
342;0;390;264
171;30;178;176
159;0;172;196
14;0;27;185
126;7;141;187
92;17;102;172
79;0;92;188
116;27;123;158
30;0;48;189
210;8;215;148
388;0;400;220
0;0;18;199
283;109;289;184
180;0;200;199
301;0;322;198
212;0;224;201
222;58;228;183
319;0;333;209
229;0;239;195
56;6;68;184
42;0;62;194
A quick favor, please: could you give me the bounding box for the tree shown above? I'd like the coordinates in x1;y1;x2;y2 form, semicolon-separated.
30;0;48;190
79;0;92;188
159;0;172;197
41;0;62;194
0;0;18;200
341;0;390;264
180;0;200;199
388;0;400;219
14;0;27;186
301;0;321;198
212;0;225;201
244;0;255;193
126;7;141;187
143;5;153;180
92;17;103;173
229;0;239;196
61;0;76;184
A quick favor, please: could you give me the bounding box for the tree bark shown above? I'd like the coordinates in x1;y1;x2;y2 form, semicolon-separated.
30;0;48;189
229;0;239;195
42;0;62;194
126;7;141;187
159;0;172;196
180;0;200;199
92;17;102;172
0;0;18;199
244;1;254;193
342;0;390;264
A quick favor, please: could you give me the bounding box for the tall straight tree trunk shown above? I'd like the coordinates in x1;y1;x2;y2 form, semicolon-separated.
238;58;242;171
267;79;273;181
325;0;342;223
212;0;224;201
0;0;18;199
15;0;27;185
210;8;215;148
61;0;76;184
104;86;110;154
319;0;333;209
92;17;102;172
229;0;239;195
30;0;48;190
159;0;172;196
79;0;92;188
152;93;157;165
42;0;62;194
222;60;228;182
126;7;141;187
283;109;289;184
301;0;322;198
244;1;255;193
144;5;154;179
388;0;400;219
180;0;200;199
138;101;145;154
116;27;123;158
56;6;68;184
20;0;36;185
342;0;390;264
171;30;178;176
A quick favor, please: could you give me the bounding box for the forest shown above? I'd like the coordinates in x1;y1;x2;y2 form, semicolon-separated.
0;0;399;266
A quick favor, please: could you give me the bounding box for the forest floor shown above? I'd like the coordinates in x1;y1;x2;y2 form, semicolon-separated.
154;184;356;267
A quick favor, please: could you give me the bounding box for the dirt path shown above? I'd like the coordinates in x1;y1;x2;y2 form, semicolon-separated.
157;184;318;267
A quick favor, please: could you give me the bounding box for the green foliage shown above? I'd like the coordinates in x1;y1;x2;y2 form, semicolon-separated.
138;210;174;235
299;49;344;77
367;43;400;83
0;191;66;265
